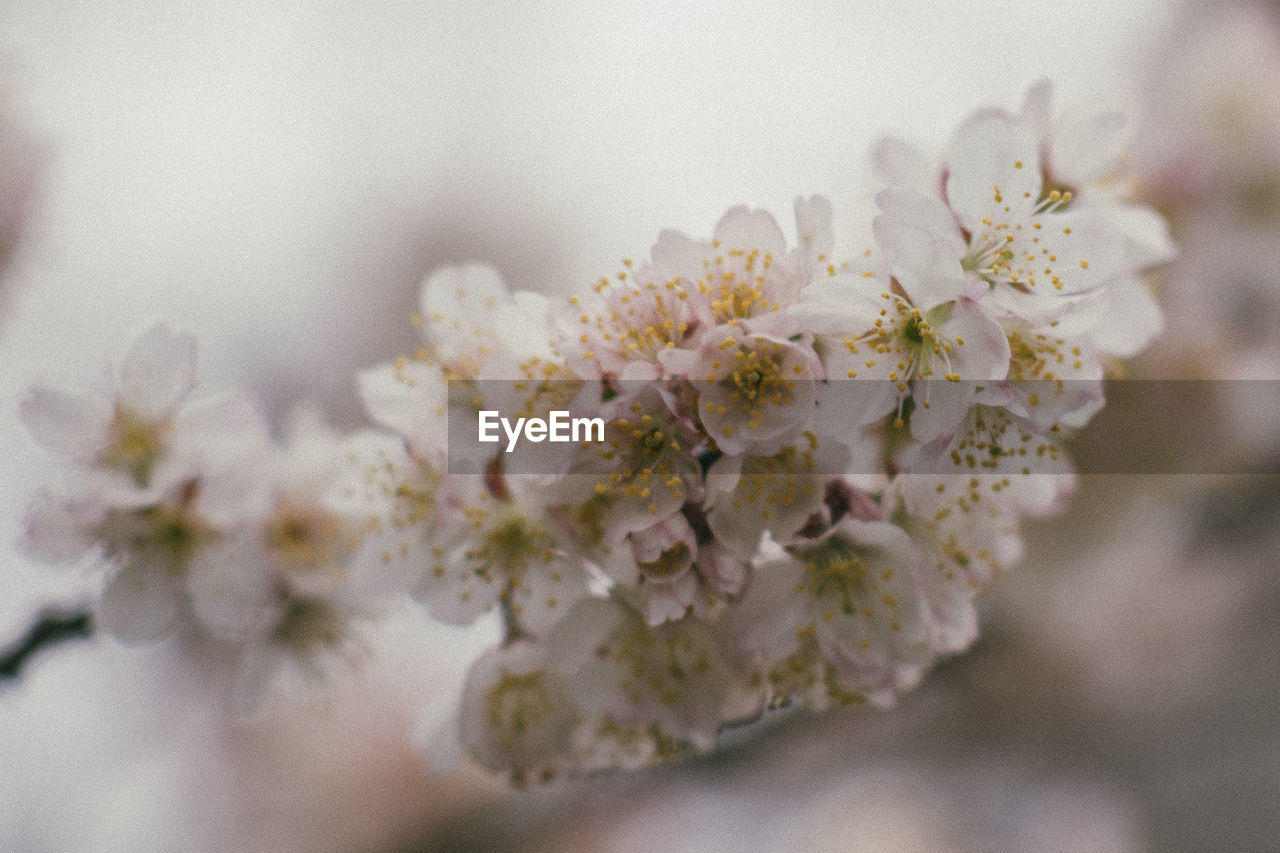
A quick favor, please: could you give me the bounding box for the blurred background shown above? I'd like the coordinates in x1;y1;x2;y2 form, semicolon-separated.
2;1;1279;850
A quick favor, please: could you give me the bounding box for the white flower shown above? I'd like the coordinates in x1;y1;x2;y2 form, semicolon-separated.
413;479;587;638
560;262;704;381
551;384;701;556
186;418;399;644
694;324;822;455
94;465;266;644
630;513;699;626
417;263;558;379
357;357;448;462
652;197;834;332
792;269;1009;437
704;431;840;556
453;640;576;783
874;115;1123;321
359;264;567;473
19;324;274;644
229;589;375;717
1000;317;1105;432
1019;78;1176;269
20;324;198;492
734;518;934;709
550;597;732;759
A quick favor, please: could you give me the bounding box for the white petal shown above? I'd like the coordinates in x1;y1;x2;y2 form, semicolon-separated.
509;555;587;637
490;290;557;364
356;360;447;453
817;369;899;429
909;380;978;445
875;188;966;258
20;383;112;457
186;538;273;641
640;573;697;627
171;389;271;464
1091;277;1166;358
419;263;510;364
1098;203;1178;269
649;228;704;278
119;324;198;420
98;560;183;644
945;114;1042;230
871;134;936;194
19;492;94;564
789;274;882;336
794;194;834;263
1019;77;1054;142
940;298;1011;379
1051;110;1127;188
713;206;786;254
413;558;501;627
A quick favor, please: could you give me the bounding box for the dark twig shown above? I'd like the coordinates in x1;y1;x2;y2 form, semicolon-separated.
0;607;93;680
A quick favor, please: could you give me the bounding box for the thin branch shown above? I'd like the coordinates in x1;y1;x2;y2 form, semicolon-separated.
0;607;93;680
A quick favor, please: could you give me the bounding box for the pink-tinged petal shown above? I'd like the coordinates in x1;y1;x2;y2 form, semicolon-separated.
946;114;1042;230
639;572;697;627
873;219;970;309
98;559;183;644
788;274;882;335
1019;77;1054;143
19;383;112;457
697;540;749;597
617;359;661;381
19;491;94;564
913;550;977;654
712;206;786;255
874;188;966;257
794;194;834;263
871;134;936;194
909;380;978;445
940;299;1011;379
649;228;704;278
119;324;198;420
630;514;697;566
816;371;899;429
655;345;698;378
1051;110;1127;188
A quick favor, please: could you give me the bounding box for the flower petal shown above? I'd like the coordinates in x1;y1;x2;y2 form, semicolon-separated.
712;206;786;255
945;114;1042;230
119;324;198;420
98;559;183;644
19;383;112;457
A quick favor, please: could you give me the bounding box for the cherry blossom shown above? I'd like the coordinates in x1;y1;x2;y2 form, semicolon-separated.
14;80;1176;781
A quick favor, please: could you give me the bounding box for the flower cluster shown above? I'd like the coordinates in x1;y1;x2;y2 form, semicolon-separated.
19;81;1172;779
18;325;410;712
